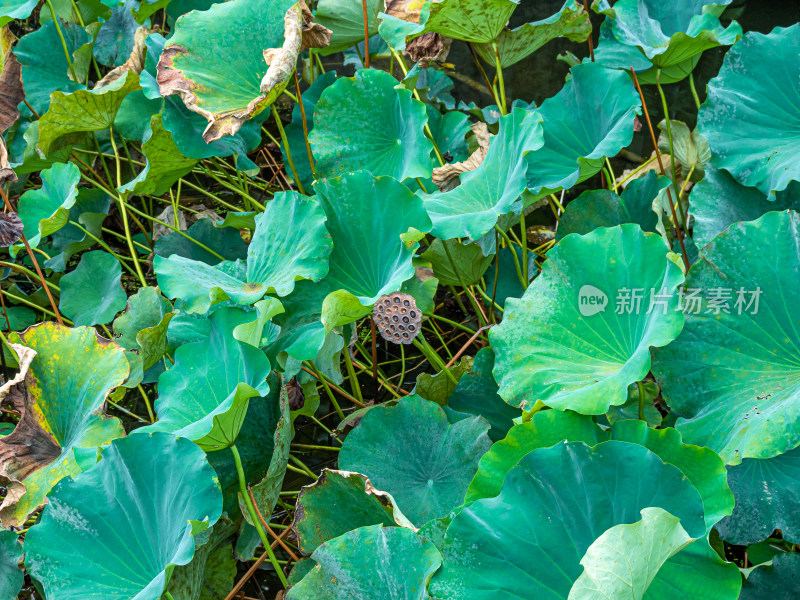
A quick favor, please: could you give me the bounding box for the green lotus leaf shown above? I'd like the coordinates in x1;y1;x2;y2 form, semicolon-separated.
93;3;138;67
206;381;284;517
689;167;800;249
556;171;670;240
0;323;128;528
315;0;382;54
606;381;662;427
0;529;22;600
59;250;128;327
697;24;800;197
465;409;606;503
447;348;521;442
43;187;110;272
166;516;238;600
109;87;163;141
0;0;37;26
421;108;542;240
652;211;800;464
430;440;716;599
594;0;741;83
420;238;494;287
24;433;223;600
288;524;441;600
491;224;684;414
314;171;431;305
237;383;291;527
135;307;271;451
119;113;198;197
14;161;80;254
338;395;491;526
154;218;248;265
309;69;433;181
141;33;266;169
282;71;336;192
293;469;413;555
715;445;800;545
15;20;90;114
740;553;800;600
37;70;140;155
474;0;591;68
156;191;332;313
419;0;519;43
484;244;538;308
525;63;641;194
113;286;175;374
416;356;472;406
657;119;710;180
157;0;299;142
568;507;693;600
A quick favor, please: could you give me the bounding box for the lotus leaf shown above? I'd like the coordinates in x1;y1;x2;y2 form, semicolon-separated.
0;529;22;600
338;395;491;526
24;433;223;600
59;250;127;326
492;224;684;414
0;323;128;528
740;553;800;600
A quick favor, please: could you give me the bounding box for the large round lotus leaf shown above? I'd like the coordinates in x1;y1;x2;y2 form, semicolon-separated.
715;445;800;545
287;524;442;600
491;224;685;414
466;409;606;503
58;250;128;327
158;0;297;142
15;161;80;253
525;63;640;195
652;211;800;464
0;324;128;528
740;553;800;600
0;529;22;600
293;469;413;555
429;441;709;599
690;167;800;249
309;69;433;181
556;171;670;240
421;107;544;240
135;307;271;451
14;20;90;115
447;347;521;442
594;0;741;83
568;507;693;600
697;25;800;197
314;171;432;305
24;433;223;600
156;191;332;313
338;395;491;526
315;0;382;54
473;1;591;68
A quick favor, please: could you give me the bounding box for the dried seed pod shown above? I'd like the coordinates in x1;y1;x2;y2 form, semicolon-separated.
372;292;421;345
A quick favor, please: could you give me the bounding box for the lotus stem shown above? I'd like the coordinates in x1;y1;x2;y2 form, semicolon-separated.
231;443;288;588
361;0;370;68
492;42;507;115
582;0;595;61
412;336;457;384
270;107;306;195
46;1;78;83
494;225;526;289
293;70;316;179
689;73;702;110
343;349;365;407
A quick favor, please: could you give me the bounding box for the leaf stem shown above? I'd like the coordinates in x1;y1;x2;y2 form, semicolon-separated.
293;70;316;179
412;336;458;384
361;0;370;68
343;348;365;407
491;42;507;115
269;108;306;195
231;443;288;588
45;3;78;83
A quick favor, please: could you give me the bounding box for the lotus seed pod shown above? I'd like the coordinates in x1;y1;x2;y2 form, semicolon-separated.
372;292;421;345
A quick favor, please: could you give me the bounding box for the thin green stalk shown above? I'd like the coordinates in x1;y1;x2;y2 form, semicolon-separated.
270;108;306;195
291;443;340;452
289;454;318;479
398;343;406;390
178;178;245;213
519;210;528;289
100;227;151;254
605;157;618;193
491;42;507;115
616;155;657;187
343;349;365;407
412;336;457;384
425;321;453;360
637;380;646;421
447;284;469;315
309;414;342;442
494;225;526;288
0;262;60;290
424;313;483;339
68;222;139;277
689;73;702;110
4;291;72;324
200;164;264;210
441;241;486;327
475;284;504;314
307;361;345;419
231;444;288;588
46;1;77;83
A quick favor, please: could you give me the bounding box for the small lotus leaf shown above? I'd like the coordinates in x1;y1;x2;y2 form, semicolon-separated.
59;250;128;327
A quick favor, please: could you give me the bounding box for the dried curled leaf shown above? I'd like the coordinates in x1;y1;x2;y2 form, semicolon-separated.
0;137;16;186
0;51;23;134
406;32;451;63
95;26;149;90
0;343;35;404
0;211;23;246
432;121;492;191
